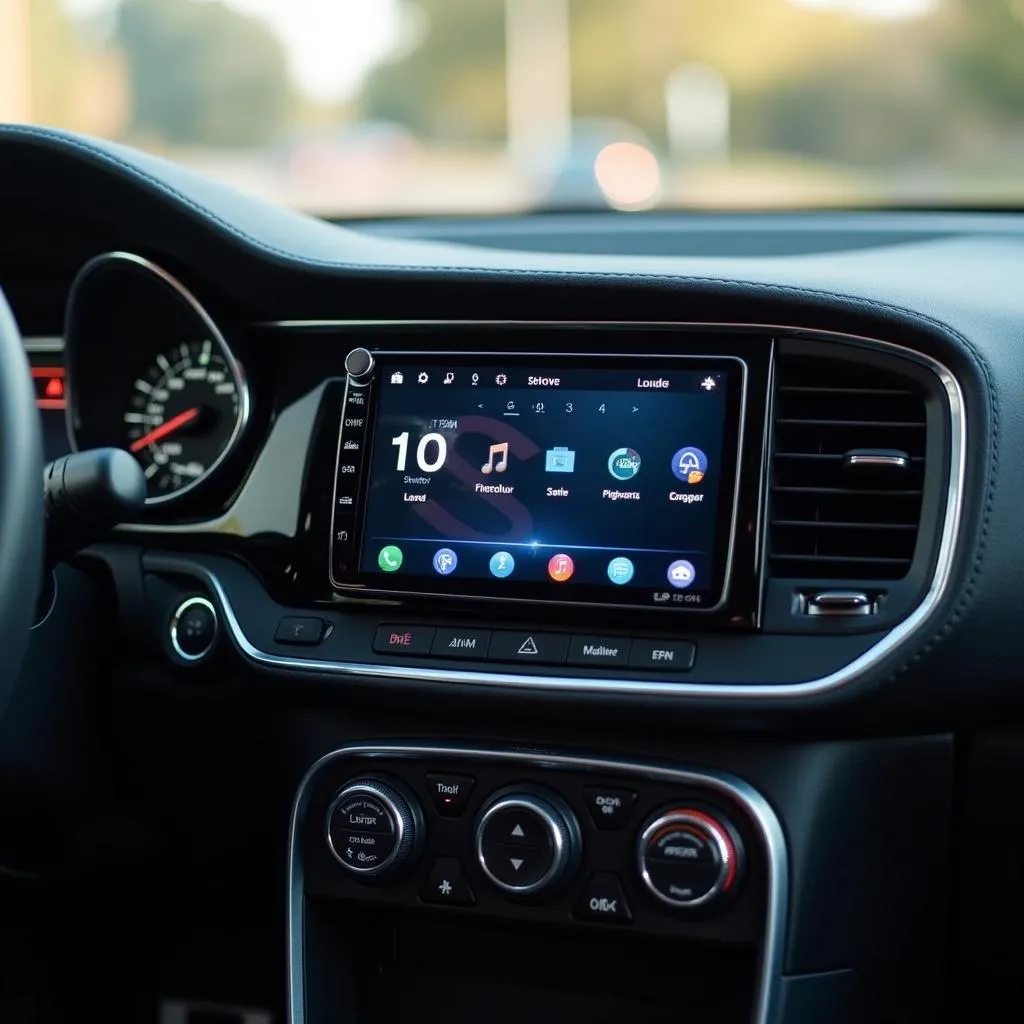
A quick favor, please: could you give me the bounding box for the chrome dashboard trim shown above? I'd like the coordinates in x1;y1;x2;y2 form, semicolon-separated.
287;743;789;1024
63;251;252;507
24;336;64;354
144;318;964;699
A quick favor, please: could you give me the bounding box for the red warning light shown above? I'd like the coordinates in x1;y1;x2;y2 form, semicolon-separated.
32;366;67;410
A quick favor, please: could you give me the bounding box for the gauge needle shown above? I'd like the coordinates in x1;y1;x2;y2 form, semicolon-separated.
129;406;200;453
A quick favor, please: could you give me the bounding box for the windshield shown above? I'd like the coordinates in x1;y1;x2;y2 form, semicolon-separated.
4;0;1022;216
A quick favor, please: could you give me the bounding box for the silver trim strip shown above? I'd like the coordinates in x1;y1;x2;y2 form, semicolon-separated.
63;251;252;507
287;743;788;1024
24;336;64;354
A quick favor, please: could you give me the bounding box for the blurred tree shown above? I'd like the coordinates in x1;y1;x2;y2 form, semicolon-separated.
362;0;507;142
944;0;1024;117
362;0;867;146
116;0;290;146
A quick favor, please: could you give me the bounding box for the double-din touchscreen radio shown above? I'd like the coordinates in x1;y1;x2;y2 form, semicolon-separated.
329;333;768;618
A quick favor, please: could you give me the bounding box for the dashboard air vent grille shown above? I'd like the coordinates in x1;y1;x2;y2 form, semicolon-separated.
769;353;926;580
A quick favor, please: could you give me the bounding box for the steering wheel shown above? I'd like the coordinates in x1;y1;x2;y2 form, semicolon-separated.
0;287;43;715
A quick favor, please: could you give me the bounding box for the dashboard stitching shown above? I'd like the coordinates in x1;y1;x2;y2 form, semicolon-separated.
4;126;997;674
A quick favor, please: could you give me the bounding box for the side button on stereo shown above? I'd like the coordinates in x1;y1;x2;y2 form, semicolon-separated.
421;856;476;907
373;625;435;656
425;774;476;818
575;872;632;924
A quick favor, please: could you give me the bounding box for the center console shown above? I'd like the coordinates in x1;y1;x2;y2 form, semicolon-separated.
291;744;784;1024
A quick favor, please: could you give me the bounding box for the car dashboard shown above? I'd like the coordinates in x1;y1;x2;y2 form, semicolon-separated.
1;125;1023;1024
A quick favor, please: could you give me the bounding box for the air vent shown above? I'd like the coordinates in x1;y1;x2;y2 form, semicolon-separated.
769;352;927;580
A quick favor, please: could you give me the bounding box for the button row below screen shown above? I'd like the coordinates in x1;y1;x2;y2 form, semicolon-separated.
372;624;696;672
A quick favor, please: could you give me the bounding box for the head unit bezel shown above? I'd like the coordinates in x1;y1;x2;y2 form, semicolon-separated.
327;325;773;628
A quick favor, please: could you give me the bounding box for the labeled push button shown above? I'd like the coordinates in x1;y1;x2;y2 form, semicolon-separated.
487;631;569;665
575;872;633;924
583;787;638;831
421;856;476;908
373;625;435;656
425;774;476;818
628;639;696;671
567;635;631;668
431;628;492;659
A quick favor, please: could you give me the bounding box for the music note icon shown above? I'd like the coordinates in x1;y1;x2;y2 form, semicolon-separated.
481;441;509;475
547;553;575;582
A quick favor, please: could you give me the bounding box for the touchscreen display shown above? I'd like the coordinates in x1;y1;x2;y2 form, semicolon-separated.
351;355;744;610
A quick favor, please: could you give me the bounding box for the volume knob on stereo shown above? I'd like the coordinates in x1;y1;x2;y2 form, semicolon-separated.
637;807;743;910
344;347;375;383
475;788;581;897
326;777;422;880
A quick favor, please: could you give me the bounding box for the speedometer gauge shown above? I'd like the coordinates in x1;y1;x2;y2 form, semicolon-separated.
124;339;243;499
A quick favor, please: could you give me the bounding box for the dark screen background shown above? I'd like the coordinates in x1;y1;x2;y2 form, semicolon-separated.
357;360;736;603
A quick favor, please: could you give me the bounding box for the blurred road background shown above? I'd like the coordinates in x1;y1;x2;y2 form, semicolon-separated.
1;0;1022;216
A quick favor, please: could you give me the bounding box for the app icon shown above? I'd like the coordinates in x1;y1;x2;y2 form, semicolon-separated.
667;559;696;589
417;371;429;384
390;371;404;384
548;553;575;582
378;545;403;572
545;446;576;473
443;371;455;384
489;551;515;578
432;548;458;575
607;556;635;585
671;447;708;485
608;447;642;481
481;441;510;474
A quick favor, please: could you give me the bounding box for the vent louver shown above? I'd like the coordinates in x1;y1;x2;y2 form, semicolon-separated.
769;353;927;580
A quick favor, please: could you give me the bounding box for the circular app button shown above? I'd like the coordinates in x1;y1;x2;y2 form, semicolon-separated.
432;548;458;576
608;447;642;481
378;545;403;572
667;559;696;589
548;553;575;583
489;551;515;578
607;556;635;585
671;447;708;485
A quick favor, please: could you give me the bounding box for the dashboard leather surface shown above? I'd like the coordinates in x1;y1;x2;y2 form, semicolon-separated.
3;124;1023;716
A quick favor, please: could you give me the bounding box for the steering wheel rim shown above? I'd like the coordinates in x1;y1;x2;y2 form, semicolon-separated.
0;287;43;716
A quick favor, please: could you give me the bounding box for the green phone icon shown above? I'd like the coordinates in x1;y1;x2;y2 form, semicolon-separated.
378;545;403;572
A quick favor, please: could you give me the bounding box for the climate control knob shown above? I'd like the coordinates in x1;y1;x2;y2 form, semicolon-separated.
326;777;422;880
475;788;580;897
637;807;743;909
